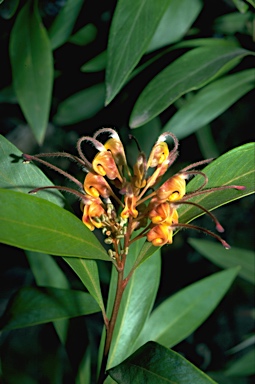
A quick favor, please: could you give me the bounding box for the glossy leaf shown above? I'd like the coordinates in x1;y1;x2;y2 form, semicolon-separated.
0;286;100;331
109;341;217;383
106;239;161;369
0;135;64;207
133;268;239;351
49;0;84;49
178;142;255;225
147;0;202;52
163;69;255;139
0;189;109;261
188;239;255;284
9;2;53;144
106;0;172;104
129;45;252;128
53;83;105;125
63;257;106;314
69;23;97;46
225;349;255;376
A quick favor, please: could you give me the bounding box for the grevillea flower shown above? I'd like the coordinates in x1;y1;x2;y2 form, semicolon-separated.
23;129;245;261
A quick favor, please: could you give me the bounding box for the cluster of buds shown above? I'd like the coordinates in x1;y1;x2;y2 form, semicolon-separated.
23;128;245;260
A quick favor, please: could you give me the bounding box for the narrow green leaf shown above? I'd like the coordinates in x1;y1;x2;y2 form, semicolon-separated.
246;0;255;7
0;286;100;331
178;143;255;225
130;46;252;128
106;0;172;104
48;0;84;49
63;257;106;314
0;189;109;261
53;83;105;125
188;239;255;284
134;268;239;351
232;0;249;13
109;341;217;383
0;135;64;207
214;12;252;35
0;0;19;19
163;69;255;139
9;2;53;144
81;51;107;73
68;23;97;46
106;239;161;369
196;125;220;159
26;251;70;343
27;251;70;289
225;349;255;376
147;0;202;52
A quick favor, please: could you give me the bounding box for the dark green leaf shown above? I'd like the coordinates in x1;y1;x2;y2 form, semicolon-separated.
196;125;220;159
68;23;97;46
9;2;53;144
0;0;19;19
0;85;17;103
106;0;172;104
188;239;255;284
63;257;106;314
109;341;217;383
26;251;70;343
53;83;105;125
134;268;239;351
81;51;107;72
106;239;161;369
147;0;202;52
0;189;109;261
0;135;64;207
214;12;252;35
225;349;255;376
163;69;255;139
48;0;84;49
27;251;70;289
1;286;100;331
232;0;249;13
129;46;252;128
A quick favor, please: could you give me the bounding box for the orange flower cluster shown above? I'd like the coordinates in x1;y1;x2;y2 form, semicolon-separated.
23;128;245;255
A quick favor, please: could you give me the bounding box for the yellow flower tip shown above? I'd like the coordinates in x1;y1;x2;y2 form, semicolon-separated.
84;172;113;198
147;142;169;168
82;201;106;231
92;151;122;181
157;175;186;201
147;224;173;246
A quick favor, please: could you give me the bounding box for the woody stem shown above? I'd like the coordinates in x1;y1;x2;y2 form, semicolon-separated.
97;219;133;383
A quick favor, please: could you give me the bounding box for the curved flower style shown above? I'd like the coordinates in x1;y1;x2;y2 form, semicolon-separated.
23;129;245;261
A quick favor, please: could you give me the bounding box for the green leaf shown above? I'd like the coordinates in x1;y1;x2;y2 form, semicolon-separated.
53;83;105;125
214;12;252;35
68;23;97;46
225;349;255;376
63;257;106;314
0;0;19;19
163;69;255;139
0;286;100;331
232;0;249;13
0;189;109;261
147;0;202;52
26;251;70;343
9;1;53;144
0;135;64;207
106;239;161;369
106;0;172;104
81;51;107;73
129;45;252;128
133;268;239;351
26;251;70;289
109;341;217;383
246;0;255;7
188;239;255;284
48;0;84;50
178;143;255;225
